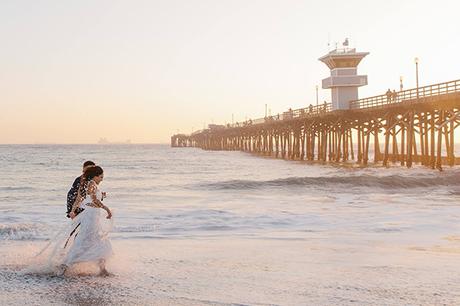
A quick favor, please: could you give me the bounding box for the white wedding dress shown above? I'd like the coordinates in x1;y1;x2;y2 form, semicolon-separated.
27;181;113;275
63;182;113;266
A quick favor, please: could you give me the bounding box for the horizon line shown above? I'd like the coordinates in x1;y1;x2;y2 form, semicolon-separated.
0;142;170;145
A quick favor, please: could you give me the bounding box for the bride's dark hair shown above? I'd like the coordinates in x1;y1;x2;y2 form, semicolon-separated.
78;166;104;197
84;165;104;180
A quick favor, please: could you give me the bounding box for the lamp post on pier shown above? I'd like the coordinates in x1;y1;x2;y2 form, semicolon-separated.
415;57;419;101
315;85;319;107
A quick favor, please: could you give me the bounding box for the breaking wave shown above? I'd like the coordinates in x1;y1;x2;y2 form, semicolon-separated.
199;173;460;190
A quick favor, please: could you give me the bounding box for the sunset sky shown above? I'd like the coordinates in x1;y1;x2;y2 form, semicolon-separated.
1;0;459;144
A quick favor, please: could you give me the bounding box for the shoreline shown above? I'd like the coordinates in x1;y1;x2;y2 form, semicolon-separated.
1;235;459;305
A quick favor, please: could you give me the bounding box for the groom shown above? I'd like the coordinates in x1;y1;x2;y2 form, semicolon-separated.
66;160;95;218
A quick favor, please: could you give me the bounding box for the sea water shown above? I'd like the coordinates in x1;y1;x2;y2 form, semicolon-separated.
0;144;459;305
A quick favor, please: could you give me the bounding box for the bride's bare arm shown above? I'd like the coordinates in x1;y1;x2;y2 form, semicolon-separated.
88;181;103;207
88;181;112;219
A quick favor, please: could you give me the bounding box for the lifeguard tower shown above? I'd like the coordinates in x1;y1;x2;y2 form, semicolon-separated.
319;40;369;110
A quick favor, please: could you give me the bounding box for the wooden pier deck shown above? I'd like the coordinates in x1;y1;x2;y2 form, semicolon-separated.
171;79;460;170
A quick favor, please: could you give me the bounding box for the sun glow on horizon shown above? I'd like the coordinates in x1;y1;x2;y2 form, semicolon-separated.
0;0;459;144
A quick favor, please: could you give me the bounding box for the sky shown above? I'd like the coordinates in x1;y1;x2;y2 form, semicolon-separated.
0;0;459;144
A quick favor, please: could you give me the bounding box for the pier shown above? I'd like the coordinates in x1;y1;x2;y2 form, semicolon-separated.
171;48;460;170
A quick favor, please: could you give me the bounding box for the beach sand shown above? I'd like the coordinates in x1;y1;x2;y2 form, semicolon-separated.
1;235;459;305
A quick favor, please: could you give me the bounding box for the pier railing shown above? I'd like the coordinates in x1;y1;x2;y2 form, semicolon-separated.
207;79;460;130
350;79;460;110
228;103;332;128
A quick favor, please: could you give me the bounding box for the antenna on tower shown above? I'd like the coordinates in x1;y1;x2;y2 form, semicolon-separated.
327;33;331;51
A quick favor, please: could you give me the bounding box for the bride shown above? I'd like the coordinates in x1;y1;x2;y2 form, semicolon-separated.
30;165;114;277
61;165;113;276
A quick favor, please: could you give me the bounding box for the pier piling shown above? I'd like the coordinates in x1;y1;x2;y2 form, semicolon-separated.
172;79;460;170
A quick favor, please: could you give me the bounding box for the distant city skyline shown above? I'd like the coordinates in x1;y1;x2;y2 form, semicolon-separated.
1;0;459;144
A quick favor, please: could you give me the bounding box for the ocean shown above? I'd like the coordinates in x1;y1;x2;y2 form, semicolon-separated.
0;144;459;305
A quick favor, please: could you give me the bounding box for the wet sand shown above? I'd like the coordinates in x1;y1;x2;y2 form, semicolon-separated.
1;235;459;305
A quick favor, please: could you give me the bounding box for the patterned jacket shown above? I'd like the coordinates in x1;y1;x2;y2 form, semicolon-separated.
66;175;87;218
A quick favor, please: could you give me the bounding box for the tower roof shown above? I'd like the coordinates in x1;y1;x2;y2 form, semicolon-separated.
319;48;369;69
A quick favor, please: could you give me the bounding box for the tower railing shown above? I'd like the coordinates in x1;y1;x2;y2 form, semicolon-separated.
349;79;460;110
